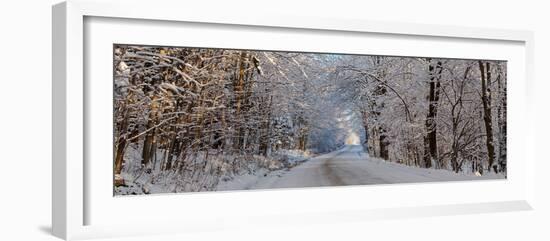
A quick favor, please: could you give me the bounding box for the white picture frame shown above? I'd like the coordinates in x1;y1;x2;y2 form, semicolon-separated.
52;0;536;240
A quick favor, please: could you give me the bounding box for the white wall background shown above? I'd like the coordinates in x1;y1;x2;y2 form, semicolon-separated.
0;0;548;240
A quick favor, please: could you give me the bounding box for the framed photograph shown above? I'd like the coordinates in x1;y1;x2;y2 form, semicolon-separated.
52;0;535;240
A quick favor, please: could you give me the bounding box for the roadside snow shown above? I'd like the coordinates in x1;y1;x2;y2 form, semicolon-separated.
215;149;312;191
115;144;313;195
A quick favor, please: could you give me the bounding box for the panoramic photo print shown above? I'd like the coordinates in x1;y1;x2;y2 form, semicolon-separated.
113;45;507;195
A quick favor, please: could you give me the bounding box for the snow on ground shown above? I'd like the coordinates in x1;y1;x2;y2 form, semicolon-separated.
216;145;504;191
214;149;313;191
115;144;313;195
117;144;504;195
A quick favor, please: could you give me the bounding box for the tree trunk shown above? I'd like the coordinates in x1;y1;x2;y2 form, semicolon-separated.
114;107;129;175
361;110;370;151
423;60;443;168
479;61;497;172
164;132;180;171
379;127;389;160
142;96;159;167
497;66;507;173
233;52;248;152
141;120;156;167
260;95;273;156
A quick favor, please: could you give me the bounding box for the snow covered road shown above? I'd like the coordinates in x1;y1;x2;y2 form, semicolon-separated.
217;145;503;191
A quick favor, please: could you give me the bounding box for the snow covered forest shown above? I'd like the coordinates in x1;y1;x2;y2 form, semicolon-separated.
113;45;506;195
